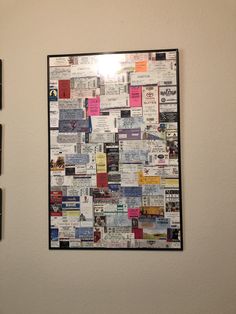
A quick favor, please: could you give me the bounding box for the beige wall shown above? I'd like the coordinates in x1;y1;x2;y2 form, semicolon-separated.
0;0;236;313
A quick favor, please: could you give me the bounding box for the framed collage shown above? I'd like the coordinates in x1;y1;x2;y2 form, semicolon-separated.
48;49;183;250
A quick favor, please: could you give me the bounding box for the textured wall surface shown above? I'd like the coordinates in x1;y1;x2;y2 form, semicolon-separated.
0;1;235;313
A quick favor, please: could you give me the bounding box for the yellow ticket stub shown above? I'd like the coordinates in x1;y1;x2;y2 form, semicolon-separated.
96;152;107;173
162;178;179;187
138;172;161;185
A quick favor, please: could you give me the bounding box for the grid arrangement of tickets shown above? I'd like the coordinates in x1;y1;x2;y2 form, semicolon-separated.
48;49;182;250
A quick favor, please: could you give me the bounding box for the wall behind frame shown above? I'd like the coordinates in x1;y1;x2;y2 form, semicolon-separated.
0;0;235;313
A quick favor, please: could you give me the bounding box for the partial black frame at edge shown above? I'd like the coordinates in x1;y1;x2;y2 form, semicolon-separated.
47;49;183;251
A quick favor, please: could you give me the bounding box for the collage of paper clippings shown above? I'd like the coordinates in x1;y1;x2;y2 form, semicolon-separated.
48;49;183;250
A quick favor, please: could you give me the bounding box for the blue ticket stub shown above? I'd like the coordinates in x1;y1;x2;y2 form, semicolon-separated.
59;119;90;133
121;187;142;197
65;154;89;165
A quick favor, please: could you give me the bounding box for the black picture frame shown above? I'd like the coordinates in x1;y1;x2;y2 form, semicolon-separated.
0;59;2;110
47;49;183;251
